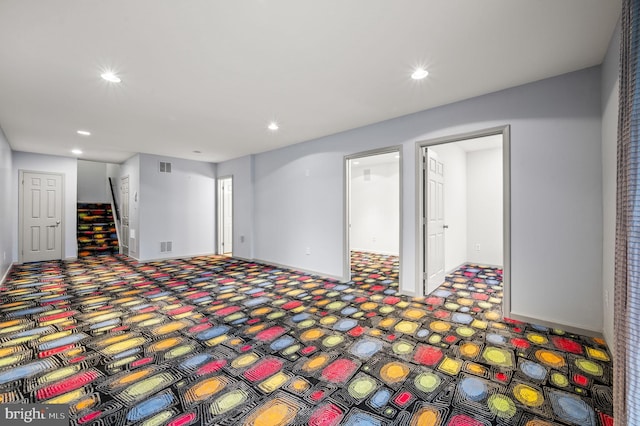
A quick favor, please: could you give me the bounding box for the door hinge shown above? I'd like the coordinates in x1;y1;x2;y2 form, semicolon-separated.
422;272;428;280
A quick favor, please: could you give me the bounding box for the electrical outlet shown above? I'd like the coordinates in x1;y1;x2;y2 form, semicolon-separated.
475;243;481;251
306;247;311;255
240;235;245;243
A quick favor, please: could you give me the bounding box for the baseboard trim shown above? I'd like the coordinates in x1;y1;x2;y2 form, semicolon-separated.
132;252;219;263
1;262;15;285
398;289;418;298
506;312;603;338
253;258;346;282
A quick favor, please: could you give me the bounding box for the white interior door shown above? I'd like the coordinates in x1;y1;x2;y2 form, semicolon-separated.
425;148;446;293
20;171;63;262
218;177;233;255
120;176;129;255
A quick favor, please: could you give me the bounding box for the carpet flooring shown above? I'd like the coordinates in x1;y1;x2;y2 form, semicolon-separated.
349;251;399;293
0;255;613;426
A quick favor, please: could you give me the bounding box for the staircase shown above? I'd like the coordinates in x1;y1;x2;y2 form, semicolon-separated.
77;203;119;257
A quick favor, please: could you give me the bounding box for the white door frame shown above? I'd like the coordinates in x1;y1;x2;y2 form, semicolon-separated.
415;125;511;315
343;146;402;284
120;175;130;256
18;170;65;263
217;176;233;255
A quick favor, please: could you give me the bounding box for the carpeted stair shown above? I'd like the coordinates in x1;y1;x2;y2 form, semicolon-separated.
77;202;119;257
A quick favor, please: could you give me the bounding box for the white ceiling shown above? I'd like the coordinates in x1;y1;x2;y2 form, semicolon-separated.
0;1;620;164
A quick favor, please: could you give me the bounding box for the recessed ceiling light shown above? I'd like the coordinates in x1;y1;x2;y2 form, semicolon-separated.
268;122;279;131
71;149;82;155
193;150;201;154
101;71;121;83
77;130;91;136
411;68;429;80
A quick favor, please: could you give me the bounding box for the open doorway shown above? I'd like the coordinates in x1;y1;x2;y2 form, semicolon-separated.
217;176;233;256
345;148;401;292
417;126;511;312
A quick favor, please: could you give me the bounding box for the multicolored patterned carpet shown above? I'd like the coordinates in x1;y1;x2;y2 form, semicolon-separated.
350;251;399;293
0;254;613;425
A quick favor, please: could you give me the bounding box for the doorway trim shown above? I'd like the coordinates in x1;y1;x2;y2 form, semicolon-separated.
415;125;511;316
120;175;130;256
18;170;66;263
343;146;403;286
217;175;234;256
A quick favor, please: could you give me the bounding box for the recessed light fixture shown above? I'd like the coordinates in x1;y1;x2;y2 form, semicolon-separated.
71;149;82;155
193;150;201;154
411;68;429;80
268;122;279;131
77;130;91;136
101;71;122;83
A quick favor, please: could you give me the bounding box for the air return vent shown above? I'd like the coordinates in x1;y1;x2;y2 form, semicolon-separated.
159;161;172;173
160;241;173;252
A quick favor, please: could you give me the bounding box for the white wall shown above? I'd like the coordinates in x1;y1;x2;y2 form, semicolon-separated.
138;154;216;261
252;66;603;332
429;144;467;271
12;152;78;260
106;163;121;211
119;155;140;257
77;160;110;203
466;148;503;265
350;159;399;255
216;155;254;260
0;127;13;279
602;21;620;348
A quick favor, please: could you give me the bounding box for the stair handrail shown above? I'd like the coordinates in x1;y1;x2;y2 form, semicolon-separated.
108;177;121;222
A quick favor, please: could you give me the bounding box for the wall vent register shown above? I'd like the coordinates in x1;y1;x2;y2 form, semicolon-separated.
159;162;172;173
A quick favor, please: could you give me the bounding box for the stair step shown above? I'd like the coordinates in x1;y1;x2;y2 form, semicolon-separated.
77;202;119;257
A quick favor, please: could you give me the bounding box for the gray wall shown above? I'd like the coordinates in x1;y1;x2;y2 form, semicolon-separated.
466;148;503;265
350;158;400;255
138;154;216;261
77;160;111;203
602;21;620;349
239;66;604;332
0;128;12;279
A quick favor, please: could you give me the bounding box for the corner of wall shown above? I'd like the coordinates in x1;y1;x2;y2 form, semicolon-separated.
600;20;620;352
